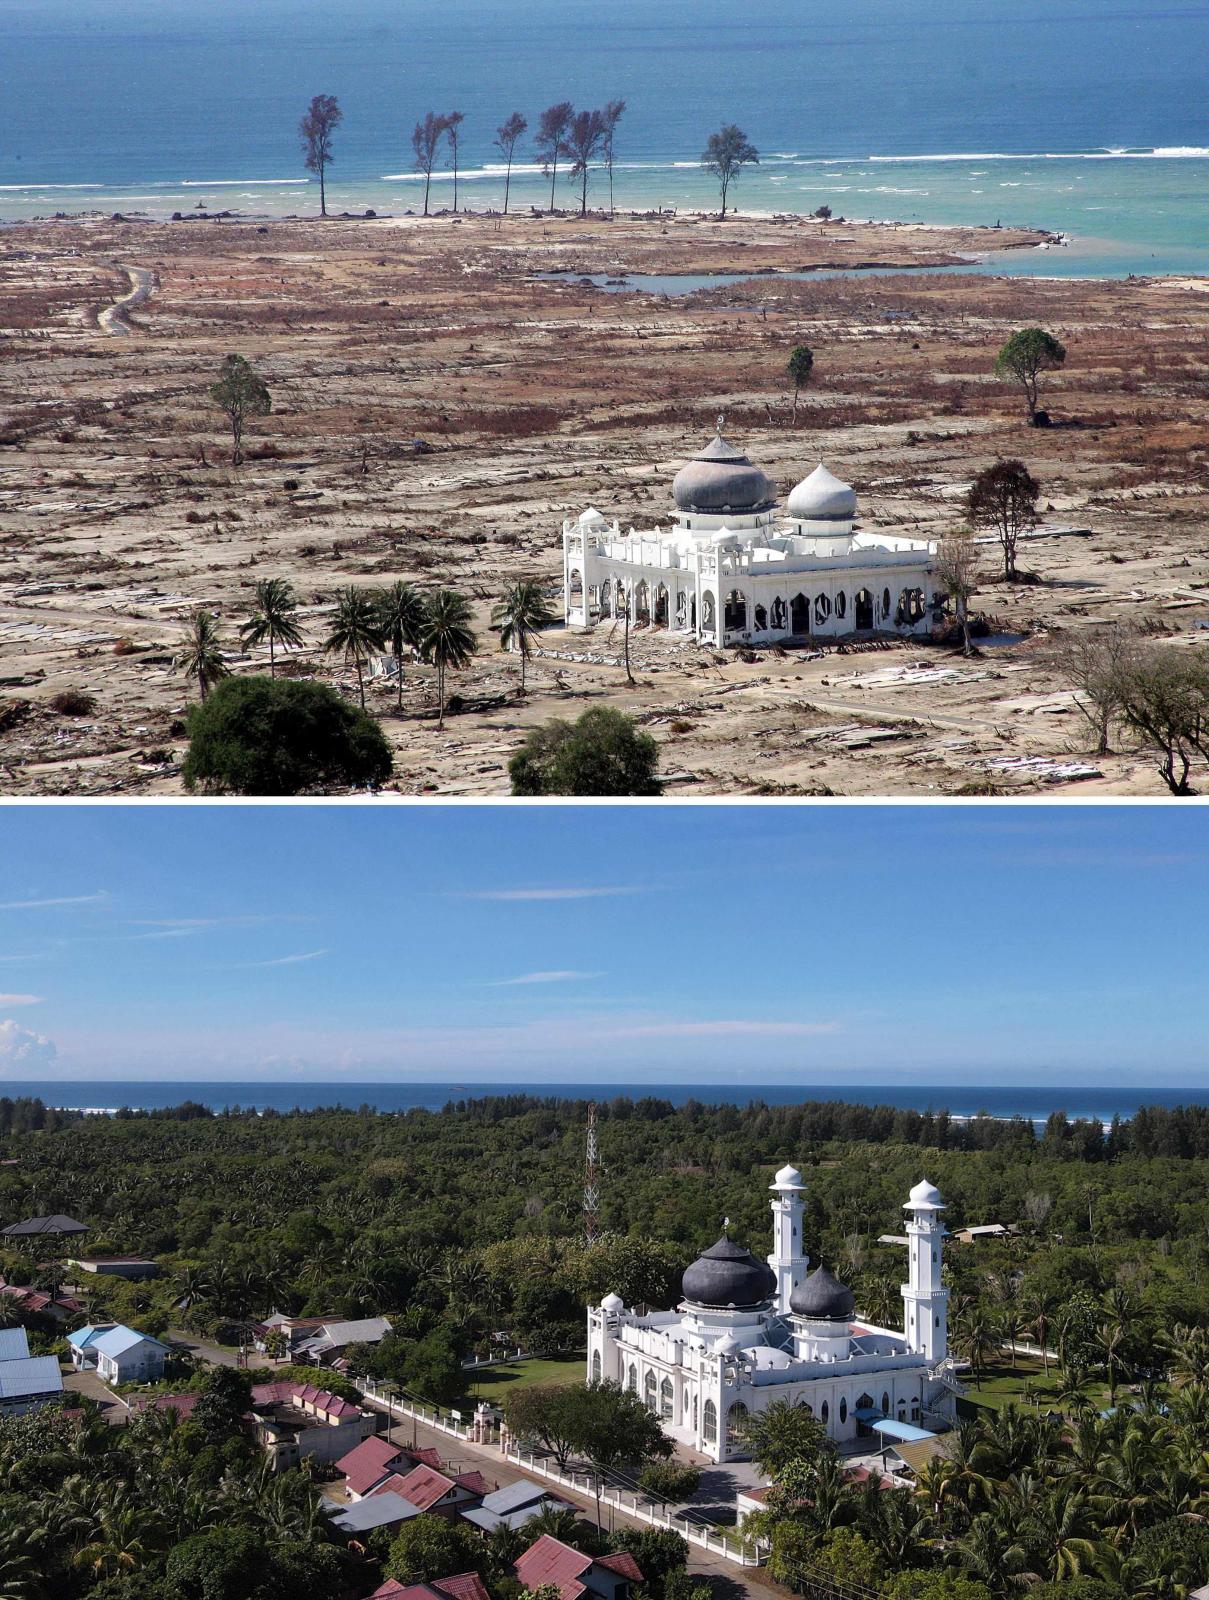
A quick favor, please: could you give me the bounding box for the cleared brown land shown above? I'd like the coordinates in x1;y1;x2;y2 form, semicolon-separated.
0;208;1206;796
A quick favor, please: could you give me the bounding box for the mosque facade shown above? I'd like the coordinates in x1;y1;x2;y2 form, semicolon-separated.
562;429;942;650
586;1168;956;1462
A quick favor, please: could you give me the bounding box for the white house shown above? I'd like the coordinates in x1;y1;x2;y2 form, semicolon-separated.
0;1326;63;1417
563;428;941;650
68;1323;169;1385
587;1168;956;1462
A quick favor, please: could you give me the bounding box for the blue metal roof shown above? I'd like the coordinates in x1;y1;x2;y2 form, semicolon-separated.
91;1326;168;1359
872;1419;936;1443
67;1324;108;1349
0;1355;62;1401
0;1328;31;1363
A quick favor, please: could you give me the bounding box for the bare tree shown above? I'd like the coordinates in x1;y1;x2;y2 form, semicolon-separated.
445;110;465;213
966;458;1039;582
494;112;528;215
1023;1191;1053;1234
300;94;342;218
412;112;450;217
535;101;574;212
601;99;626;218
564;108;606;216
935;526;979;656
209;354;271;466
1116;642;1209;795
1046;622;1139;755
701;124;759;218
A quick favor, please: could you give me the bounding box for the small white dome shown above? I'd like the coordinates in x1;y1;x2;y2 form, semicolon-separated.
600;1292;624;1314
906;1179;945;1210
716;1333;744;1357
578;506;607;528
770;1163;804;1191
787;463;857;522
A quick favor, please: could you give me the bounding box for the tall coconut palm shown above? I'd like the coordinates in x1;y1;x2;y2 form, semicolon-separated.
174;609;229;702
323;586;386;709
375;580;427;711
240;577;305;676
418;588;478;727
492;579;555;694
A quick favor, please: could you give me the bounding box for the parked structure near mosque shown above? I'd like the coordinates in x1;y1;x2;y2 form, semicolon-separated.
562;427;940;649
586;1166;956;1462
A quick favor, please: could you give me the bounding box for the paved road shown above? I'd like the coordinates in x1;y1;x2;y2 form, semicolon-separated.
366;1401;783;1600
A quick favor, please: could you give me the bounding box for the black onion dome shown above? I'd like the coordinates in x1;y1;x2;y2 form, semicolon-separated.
672;434;776;515
790;1264;856;1320
681;1236;775;1308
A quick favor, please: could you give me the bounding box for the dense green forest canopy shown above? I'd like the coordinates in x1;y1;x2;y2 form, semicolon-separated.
3;1094;1209;1365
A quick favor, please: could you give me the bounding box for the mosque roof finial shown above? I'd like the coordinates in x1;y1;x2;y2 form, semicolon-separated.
716;412;725;436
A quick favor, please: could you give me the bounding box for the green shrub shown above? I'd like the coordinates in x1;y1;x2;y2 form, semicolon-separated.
509;706;661;796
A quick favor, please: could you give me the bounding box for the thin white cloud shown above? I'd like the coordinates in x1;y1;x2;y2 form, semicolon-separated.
606;1019;841;1039
0;892;107;912
461;886;643;902
0;994;42;1007
490;970;604;987
0;1018;57;1069
234;949;330;970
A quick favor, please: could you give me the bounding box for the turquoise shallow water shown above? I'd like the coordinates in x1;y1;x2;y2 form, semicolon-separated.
2;0;1208;277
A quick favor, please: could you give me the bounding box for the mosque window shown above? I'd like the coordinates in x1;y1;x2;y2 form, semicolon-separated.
814;594;831;626
835;591;847;620
703;1399;717;1443
821;1401;829;1425
661;1377;674;1419
839;1398;848;1424
883;587;891;619
627;1364;637;1394
592;1351;602;1382
644;1370;657;1411
754;604;768;630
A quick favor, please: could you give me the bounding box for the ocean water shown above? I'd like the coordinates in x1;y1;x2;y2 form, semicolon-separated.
2;1081;1208;1125
2;0;1208;277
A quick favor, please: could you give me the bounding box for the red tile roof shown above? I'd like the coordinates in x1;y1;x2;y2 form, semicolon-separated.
392;1463;462;1511
455;1470;490;1496
434;1574;492;1600
250;1379;362;1421
410;1446;445;1471
595;1554;644;1584
368;1472;415;1499
337;1434;408;1496
515;1537;593;1600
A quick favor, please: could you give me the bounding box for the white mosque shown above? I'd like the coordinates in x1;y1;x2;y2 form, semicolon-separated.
562;427;941;650
586;1168;957;1462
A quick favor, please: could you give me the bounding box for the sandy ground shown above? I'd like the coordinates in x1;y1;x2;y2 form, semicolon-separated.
1;207;1207;796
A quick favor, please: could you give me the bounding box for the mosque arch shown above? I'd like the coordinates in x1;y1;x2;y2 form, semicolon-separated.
654;584;670;626
725;1401;749;1451
626;1363;638;1395
882;587;892;623
839;1397;848;1425
835;590;847;622
897;587;925;626
881;1391;890;1415
855;588;874;630
814;593;832;627
675;590;688;627
569;568;584;604
754;603;768;631
644;1370;657;1411
592;1351;602;1382
724;590;748;632
700;591;716;630
600;579;612;618
634;580;651;624
856;1392;875;1437
820;1400;829;1426
791;593;810;634
702;1398;717;1444
660;1376;674;1419
771;596;787;630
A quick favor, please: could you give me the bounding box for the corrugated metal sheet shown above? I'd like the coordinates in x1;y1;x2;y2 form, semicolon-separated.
0;1355;63;1401
0;1328;31;1362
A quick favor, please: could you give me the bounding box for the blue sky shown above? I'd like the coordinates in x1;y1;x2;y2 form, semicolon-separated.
0;804;1204;1086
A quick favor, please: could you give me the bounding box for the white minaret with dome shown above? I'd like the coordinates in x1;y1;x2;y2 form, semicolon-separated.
901;1179;948;1361
767;1163;809;1314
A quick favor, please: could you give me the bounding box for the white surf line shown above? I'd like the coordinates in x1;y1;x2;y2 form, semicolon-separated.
98;263;156;336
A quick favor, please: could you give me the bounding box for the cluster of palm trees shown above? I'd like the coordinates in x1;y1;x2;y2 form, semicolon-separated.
0;1404;336;1596
754;1385;1209;1600
174;576;555;726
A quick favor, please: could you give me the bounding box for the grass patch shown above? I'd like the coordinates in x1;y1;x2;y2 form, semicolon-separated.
957;1357;1108;1416
462;1353;585;1408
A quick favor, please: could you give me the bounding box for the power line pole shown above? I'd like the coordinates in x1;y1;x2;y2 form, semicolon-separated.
584;1101;600;1244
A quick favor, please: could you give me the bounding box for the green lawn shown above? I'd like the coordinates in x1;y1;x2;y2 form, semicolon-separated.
958;1356;1109;1416
461;1353;586;1409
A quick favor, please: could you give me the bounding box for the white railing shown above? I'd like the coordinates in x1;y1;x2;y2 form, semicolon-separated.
360;1377;473;1444
503;1444;763;1568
